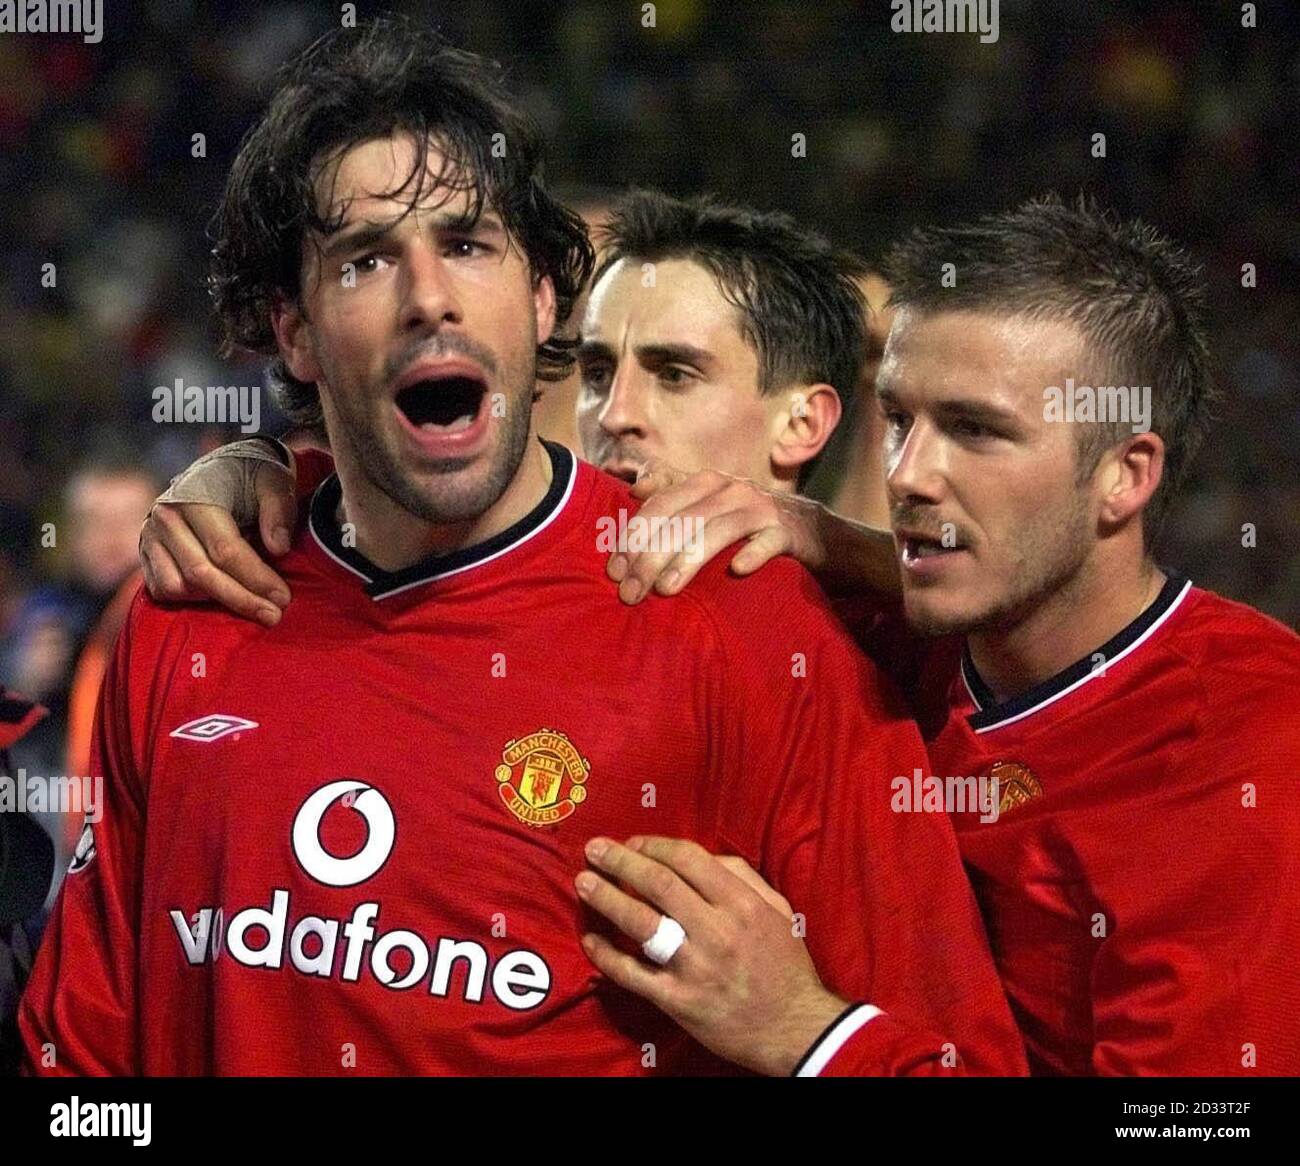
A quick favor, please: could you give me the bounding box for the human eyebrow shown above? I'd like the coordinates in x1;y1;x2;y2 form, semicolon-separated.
321;212;507;260
322;220;396;260
932;398;1024;432
875;382;1022;433
430;211;507;240
876;382;901;408
576;340;617;364
634;343;716;373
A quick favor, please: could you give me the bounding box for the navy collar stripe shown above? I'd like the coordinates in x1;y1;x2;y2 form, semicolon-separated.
308;440;576;600
962;571;1191;733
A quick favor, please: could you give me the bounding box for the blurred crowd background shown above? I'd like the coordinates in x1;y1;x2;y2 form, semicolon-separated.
1;0;1297;805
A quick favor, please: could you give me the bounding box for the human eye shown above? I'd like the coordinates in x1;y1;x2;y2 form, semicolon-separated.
657;366;694;388
445;236;494;259
581;361;613;394
347;253;389;277
949;416;1003;441
883;407;912;434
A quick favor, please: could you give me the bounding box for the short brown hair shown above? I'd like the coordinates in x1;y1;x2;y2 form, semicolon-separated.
884;194;1215;541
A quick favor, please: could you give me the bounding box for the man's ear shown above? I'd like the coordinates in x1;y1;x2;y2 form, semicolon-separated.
1097;431;1165;531
770;383;843;479
533;275;557;347
271;296;324;385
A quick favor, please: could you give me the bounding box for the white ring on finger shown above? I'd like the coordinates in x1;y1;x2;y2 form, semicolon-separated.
642;914;687;966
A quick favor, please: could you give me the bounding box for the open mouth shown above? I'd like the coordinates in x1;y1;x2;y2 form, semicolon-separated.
900;535;967;564
395;375;486;434
603;464;641;485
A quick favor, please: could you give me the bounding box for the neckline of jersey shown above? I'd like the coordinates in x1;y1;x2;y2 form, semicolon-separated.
960;570;1193;734
307;439;577;600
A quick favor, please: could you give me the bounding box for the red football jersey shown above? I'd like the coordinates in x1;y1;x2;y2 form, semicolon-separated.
823;573;1300;1075
19;443;1023;1076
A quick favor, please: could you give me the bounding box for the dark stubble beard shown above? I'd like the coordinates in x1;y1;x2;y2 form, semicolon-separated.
328;354;537;527
906;490;1095;639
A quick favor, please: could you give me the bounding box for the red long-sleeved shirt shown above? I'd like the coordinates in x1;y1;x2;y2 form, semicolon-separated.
819;574;1300;1075
20;444;1023;1075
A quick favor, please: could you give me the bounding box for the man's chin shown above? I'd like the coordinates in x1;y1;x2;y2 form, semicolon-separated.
339;389;533;529
404;450;481;478
388;461;506;525
901;589;988;638
904;574;1076;640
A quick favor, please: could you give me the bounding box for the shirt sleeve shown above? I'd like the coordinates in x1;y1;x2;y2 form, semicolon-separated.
17;599;149;1076
700;560;1026;1076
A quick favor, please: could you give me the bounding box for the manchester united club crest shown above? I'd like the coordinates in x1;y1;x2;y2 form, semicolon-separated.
987;760;1043;815
495;729;590;827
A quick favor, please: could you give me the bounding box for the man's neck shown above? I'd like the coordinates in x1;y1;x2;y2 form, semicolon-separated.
332;439;554;573
966;555;1166;703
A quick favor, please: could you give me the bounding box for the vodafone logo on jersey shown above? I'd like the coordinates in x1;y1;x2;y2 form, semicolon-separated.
292;779;395;886
168;779;553;1012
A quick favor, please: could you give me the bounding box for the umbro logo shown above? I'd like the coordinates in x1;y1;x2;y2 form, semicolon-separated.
170;714;259;743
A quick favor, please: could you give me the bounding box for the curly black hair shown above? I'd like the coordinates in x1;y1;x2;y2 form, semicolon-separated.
208;16;594;426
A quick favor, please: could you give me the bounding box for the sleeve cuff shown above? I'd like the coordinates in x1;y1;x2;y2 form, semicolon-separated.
792;1003;884;1077
249;435;294;468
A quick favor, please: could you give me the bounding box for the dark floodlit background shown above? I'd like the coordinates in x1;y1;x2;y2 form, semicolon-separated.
2;0;1298;784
